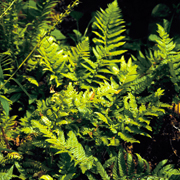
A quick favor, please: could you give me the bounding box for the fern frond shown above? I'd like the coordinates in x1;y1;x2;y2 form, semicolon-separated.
0;51;14;81
103;156;116;169
152;160;180;179
131;74;154;94
132;51;152;74
117;147;127;177
135;153;145;175
92;0;126;57
68;37;90;65
62;37;94;87
85;171;97;180
126;152;135;178
148;24;180;96
0;165;14;180
152;159;168;176
156;24;175;58
22;159;50;172
118;132;140;143
57;153;77;179
38;34;69;87
96;161;110;180
108;148;180;180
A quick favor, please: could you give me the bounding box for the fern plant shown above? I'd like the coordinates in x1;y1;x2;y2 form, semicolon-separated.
133;23;180;103
86;147;180;180
33;0;171;145
0;0;80;115
15;0;170;168
37;0;127;89
0;165;15;180
1;0;180;179
131;23;180;133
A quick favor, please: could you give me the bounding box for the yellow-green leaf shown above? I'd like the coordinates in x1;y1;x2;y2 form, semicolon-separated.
95;112;109;125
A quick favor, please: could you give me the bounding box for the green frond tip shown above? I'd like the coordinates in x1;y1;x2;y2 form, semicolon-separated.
155;24;176;59
92;0;126;57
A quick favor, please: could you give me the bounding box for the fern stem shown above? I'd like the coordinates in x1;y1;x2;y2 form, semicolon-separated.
0;0;17;19
0;43;38;91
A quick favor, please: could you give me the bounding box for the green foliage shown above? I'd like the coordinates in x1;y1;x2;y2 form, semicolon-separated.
86;147;180;180
133;23;180;103
0;165;14;180
19;78;167;149
34;0;169;146
38;34;69;87
92;0;126;57
0;0;80;110
37;0;127;89
0;0;180;179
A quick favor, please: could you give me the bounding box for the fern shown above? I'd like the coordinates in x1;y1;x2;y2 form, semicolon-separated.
134;23;180;103
37;0;128;89
63;37;93;87
96;160;110;180
91;147;180;180
0;0;22;54
117;147;127;177
57;153;77;180
2;0;179;179
0;165;14;180
19;108;95;175
38;34;69;87
90;0;127;85
0;102;17;150
19;76;168;147
92;0;126;57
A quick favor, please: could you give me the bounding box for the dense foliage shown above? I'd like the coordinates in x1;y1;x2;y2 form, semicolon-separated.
0;0;180;179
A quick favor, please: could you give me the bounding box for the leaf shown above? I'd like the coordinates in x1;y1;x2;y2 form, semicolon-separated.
41;116;51;126
144;159;151;175
0;148;16;152
40;175;53;180
51;29;66;40
73;29;83;41
148;34;161;42
94;74;109;81
57;120;69;126
0;63;4;85
136;153;145;174
14;161;27;179
29;95;37;104
0;95;10;117
11;78;31;99
118;147;127;177
96;161;110;180
95;112;109;125
151;3;170;18
10;93;21;103
61;73;77;81
81;63;94;73
25;76;39;86
152;159;168;176
118;132;140;143
127;152;135;176
3;165;14;180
